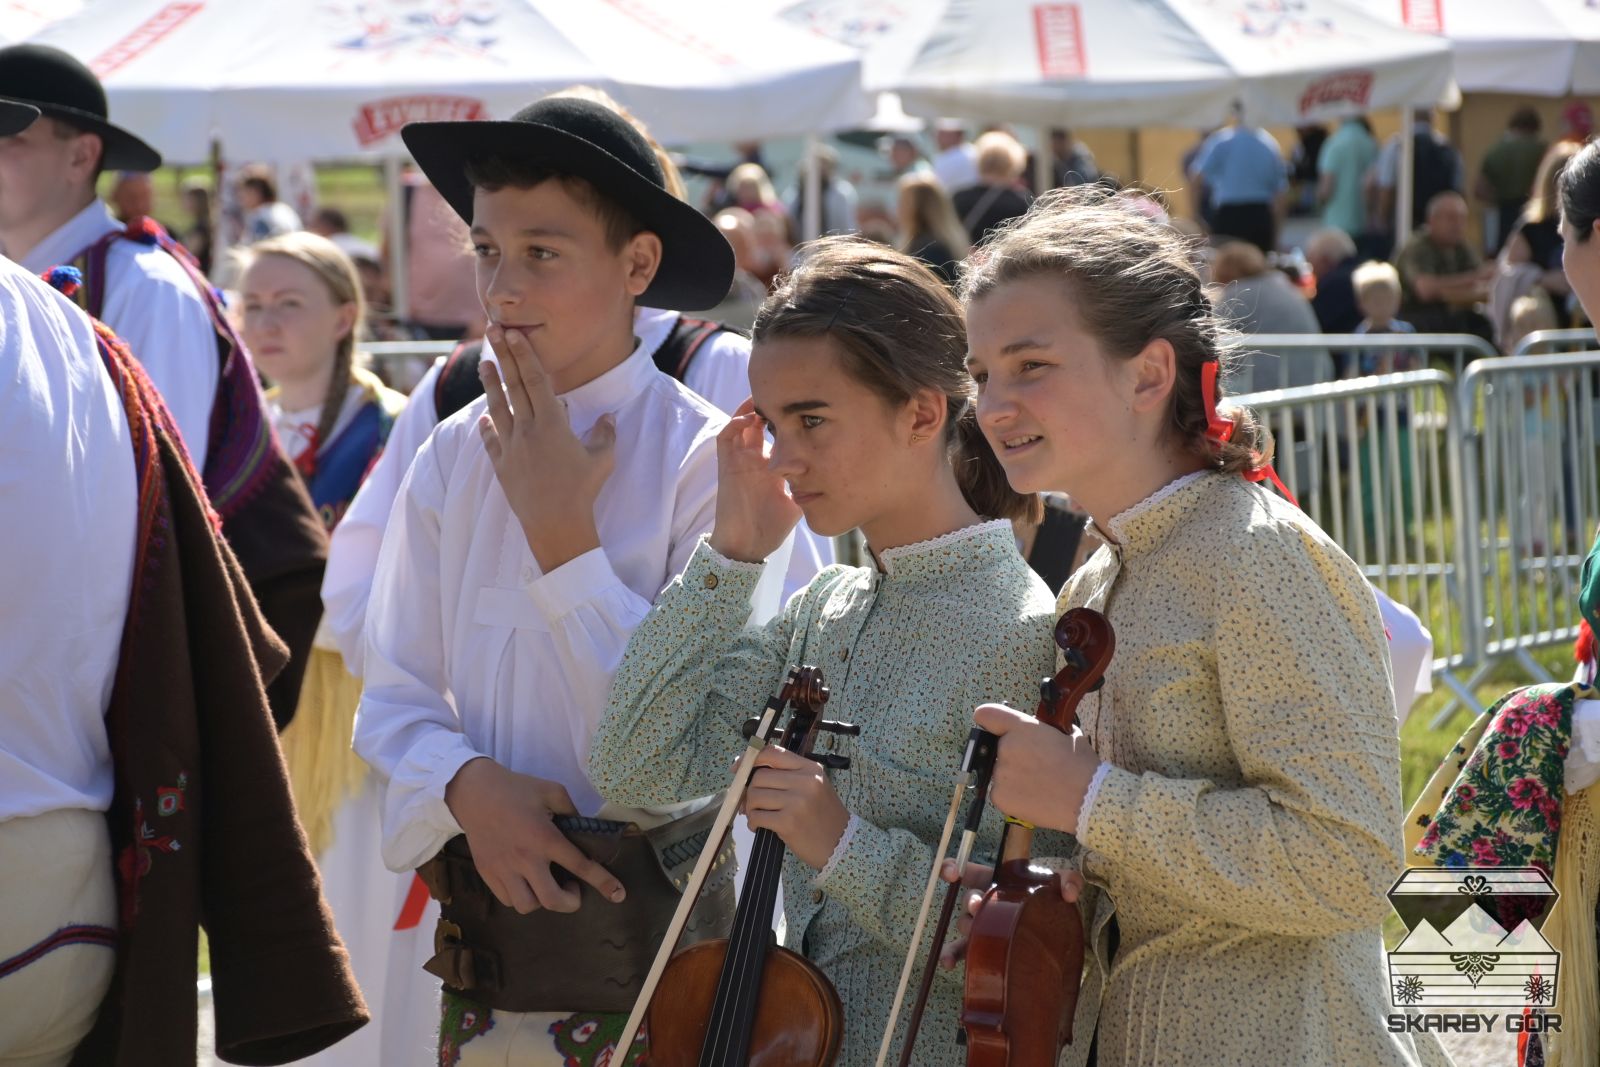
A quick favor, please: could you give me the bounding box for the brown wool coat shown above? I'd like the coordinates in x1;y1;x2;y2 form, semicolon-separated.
70;334;367;1067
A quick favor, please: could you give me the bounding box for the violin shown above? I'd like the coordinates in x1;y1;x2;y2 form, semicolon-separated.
616;666;855;1067
880;608;1114;1067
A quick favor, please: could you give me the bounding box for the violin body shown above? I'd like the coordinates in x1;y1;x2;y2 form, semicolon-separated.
957;609;1112;1067
631;666;850;1067
961;859;1082;1066
647;939;843;1067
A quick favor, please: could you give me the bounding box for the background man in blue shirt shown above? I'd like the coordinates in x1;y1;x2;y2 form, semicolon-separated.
1190;104;1288;254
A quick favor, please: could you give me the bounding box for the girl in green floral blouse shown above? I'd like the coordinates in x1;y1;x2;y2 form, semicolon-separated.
589;237;1063;1065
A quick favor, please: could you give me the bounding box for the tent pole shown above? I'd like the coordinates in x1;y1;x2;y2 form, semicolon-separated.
385;155;410;325
208;138;223;279
803;134;822;242
1035;124;1052;194
1396;107;1416;256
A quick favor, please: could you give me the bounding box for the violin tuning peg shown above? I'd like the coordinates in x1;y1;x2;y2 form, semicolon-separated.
806;753;851;771
1038;676;1059;703
741;716;762;739
817;719;861;736
1088;676;1105;693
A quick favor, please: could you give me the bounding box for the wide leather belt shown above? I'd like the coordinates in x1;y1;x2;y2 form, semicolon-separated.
417;803;737;1013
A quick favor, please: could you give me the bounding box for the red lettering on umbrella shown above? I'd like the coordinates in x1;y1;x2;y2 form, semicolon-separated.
353;95;488;147
92;2;203;77
1401;0;1445;34
1299;70;1374;116
1034;3;1087;79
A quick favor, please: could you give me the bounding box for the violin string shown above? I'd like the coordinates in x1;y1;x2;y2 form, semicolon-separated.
710;828;768;1063
726;828;783;1062
704;704;816;1065
701;829;760;1066
735;827;787;1051
701;705;789;1066
704;823;782;1065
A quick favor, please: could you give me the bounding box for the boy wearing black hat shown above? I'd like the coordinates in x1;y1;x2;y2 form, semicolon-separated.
354;98;739;1064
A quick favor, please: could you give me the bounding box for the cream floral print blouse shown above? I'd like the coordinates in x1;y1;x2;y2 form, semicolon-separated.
1057;471;1453;1067
590;521;1063;1066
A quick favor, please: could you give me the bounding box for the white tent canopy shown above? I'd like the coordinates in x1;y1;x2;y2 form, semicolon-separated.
31;0;871;163
0;0;81;46
784;0;1455;129
1357;0;1600;95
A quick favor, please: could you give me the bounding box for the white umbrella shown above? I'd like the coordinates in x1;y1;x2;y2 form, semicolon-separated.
1357;0;1600;95
853;0;1455;129
31;0;871;162
0;0;81;45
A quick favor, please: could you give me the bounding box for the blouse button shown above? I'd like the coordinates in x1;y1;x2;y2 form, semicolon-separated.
704;573;720;590
839;648;849;661
811;888;825;905
520;565;535;583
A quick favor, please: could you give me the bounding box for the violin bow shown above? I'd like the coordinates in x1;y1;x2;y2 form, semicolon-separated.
612;669;800;1059
873;726;999;1067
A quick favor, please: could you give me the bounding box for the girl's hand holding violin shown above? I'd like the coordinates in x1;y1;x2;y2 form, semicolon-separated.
975;702;1103;836
742;744;851;871
707;399;803;565
934;859;1087;970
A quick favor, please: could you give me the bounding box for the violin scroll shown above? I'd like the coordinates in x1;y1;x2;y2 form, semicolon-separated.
1034;609;1114;732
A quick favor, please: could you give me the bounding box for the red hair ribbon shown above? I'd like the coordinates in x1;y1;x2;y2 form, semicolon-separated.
1200;360;1300;509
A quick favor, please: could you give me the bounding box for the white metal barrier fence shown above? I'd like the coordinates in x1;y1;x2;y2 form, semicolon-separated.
1230;371;1476;712
363;340;458;392
1457;353;1600;704
1513;328;1600;356
1234;332;1498;388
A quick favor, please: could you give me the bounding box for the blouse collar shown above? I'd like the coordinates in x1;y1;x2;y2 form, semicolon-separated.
1091;470;1222;559
873;519;1018;581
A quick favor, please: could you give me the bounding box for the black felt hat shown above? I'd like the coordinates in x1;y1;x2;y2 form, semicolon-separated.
0;98;37;136
0;44;161;172
402;97;734;312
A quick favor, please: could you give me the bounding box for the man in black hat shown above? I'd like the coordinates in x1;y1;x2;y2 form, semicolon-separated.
0;85;368;1064
352;96;739;1064
0;95;126;1067
0;43;328;733
0;44;216;463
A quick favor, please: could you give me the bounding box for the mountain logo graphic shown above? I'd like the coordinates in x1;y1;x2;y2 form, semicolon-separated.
1387;867;1559;1010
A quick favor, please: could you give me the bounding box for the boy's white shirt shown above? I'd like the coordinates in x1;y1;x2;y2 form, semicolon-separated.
353;337;727;872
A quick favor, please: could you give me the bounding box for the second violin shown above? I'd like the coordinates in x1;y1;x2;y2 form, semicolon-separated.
881;608;1114;1067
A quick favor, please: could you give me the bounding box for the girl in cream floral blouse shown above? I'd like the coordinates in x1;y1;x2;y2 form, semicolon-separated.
960;188;1454;1067
589;240;1062;1066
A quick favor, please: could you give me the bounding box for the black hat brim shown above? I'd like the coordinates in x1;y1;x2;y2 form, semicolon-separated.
3;97;161;171
402;119;734;313
0;99;37;136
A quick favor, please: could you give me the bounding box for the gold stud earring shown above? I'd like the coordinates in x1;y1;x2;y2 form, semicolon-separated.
910;433;926;444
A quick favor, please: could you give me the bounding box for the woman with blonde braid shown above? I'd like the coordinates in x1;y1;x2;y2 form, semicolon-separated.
238;230;409;1066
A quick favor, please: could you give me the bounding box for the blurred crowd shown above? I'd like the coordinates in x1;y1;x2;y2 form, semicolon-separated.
172;100;1597;396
